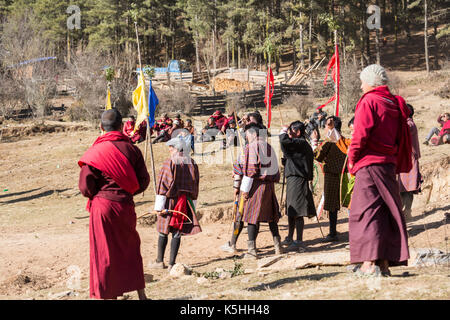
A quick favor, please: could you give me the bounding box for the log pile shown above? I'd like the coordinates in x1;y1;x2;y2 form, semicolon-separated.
286;57;326;85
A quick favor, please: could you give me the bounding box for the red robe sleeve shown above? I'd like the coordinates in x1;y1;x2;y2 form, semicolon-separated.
348;99;375;167
79;165;101;199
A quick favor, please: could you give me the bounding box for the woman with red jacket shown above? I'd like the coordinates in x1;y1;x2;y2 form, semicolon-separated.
348;64;412;277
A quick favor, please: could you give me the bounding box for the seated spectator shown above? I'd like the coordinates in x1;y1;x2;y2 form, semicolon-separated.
211;110;226;130
424;113;450;146
154;113;173;135
309;110;327;129
152;118;179;144
199;117;220;142
184;119;196;152
132;121;147;144
123;115;136;138
220;111;240;133
174;113;185;128
222;119;239;148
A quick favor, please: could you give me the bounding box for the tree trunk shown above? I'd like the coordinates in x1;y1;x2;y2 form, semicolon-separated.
393;1;398;53
238;45;241;69
433;23;439;70
375;29;381;64
226;41;230;68
299;11;304;68
308;7;312;66
424;0;430;73
195;37;200;72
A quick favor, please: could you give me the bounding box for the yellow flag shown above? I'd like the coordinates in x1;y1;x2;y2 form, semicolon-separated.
105;88;112;110
132;70;148;133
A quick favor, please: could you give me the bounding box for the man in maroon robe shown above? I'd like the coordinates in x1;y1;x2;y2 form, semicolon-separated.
348;64;412;277
78;109;150;299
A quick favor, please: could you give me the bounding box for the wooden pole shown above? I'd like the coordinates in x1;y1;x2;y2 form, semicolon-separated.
135;21;157;196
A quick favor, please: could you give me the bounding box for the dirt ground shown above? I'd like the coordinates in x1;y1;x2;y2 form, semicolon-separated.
0;69;449;300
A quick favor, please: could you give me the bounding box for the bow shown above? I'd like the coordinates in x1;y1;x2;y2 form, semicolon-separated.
137;209;193;225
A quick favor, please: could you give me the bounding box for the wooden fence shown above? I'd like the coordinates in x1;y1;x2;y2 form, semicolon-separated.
190;83;309;116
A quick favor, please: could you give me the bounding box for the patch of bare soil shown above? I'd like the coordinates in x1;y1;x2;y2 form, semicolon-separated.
0;272;51;296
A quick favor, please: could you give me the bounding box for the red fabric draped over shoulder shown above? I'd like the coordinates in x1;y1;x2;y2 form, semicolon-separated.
78;131;140;195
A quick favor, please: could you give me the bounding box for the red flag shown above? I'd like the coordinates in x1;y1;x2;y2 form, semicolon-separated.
317;45;340;116
264;67;274;128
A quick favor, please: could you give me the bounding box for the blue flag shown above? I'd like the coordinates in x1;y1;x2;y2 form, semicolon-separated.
148;80;159;128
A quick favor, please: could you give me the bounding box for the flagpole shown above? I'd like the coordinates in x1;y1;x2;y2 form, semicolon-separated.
135;20;157;196
334;30;339;117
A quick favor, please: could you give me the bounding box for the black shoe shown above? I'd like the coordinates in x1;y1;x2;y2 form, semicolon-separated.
423;140;429;145
322;234;339;242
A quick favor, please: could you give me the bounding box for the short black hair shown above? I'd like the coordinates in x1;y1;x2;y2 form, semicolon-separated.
406;104;414;118
326;115;342;132
248;112;263;125
289;120;306;136
244;122;263;136
101;108;122;132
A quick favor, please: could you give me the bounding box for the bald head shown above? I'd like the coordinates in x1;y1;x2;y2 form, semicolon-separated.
101;109;123;132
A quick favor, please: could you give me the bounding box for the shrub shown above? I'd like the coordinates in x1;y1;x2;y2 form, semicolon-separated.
154;85;196;116
339;64;362;114
282;93;314;120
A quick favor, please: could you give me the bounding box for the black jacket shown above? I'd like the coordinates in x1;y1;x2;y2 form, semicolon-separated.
279;133;314;181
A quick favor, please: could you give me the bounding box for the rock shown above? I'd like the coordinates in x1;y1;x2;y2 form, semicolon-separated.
48;290;75;299
219;272;231;280
412;248;450;267
169;263;192;277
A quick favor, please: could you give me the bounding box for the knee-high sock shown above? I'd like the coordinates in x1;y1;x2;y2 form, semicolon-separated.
157;233;168;262
269;221;280;238
169;233;181;266
329;210;338;236
295;217;304;242
230;221;244;245
288;216;295;240
248;223;258;241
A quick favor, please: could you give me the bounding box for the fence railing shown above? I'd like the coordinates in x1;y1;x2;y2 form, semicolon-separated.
190;83;309;116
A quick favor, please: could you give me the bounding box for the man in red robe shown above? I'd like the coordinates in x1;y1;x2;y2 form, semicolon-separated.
78;109;150;300
123;115;147;144
348;64;412;277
